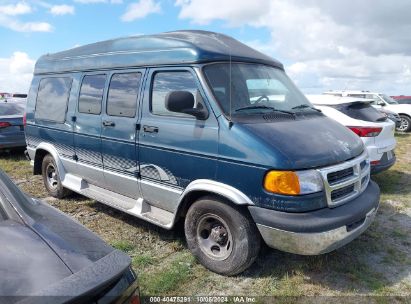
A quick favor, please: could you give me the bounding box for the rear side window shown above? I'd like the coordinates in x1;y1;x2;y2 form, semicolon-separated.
151;71;200;118
107;73;141;117
398;98;411;104
78;74;106;115
35;77;72;122
333;102;387;122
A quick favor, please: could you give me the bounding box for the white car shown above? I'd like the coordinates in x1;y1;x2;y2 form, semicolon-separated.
307;95;397;174
323;90;411;132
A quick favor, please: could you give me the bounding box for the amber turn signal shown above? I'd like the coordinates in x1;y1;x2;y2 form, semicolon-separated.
263;171;301;195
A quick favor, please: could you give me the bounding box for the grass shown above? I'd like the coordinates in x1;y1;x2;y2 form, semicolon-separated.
0;133;410;299
139;253;195;295
111;240;135;253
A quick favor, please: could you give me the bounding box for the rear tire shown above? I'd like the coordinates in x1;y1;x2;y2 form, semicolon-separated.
397;115;411;132
41;154;71;198
184;196;260;276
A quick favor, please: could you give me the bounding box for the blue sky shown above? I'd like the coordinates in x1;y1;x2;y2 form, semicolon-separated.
0;0;410;95
0;1;272;59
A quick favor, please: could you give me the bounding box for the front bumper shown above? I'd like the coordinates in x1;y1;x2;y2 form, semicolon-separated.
249;180;380;255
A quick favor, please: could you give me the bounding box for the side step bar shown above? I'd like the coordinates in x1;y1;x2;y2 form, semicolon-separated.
62;173;175;229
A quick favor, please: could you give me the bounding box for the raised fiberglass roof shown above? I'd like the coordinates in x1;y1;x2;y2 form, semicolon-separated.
34;30;283;75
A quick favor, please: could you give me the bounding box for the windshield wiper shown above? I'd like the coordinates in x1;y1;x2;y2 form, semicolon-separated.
291;104;322;112
235;105;295;115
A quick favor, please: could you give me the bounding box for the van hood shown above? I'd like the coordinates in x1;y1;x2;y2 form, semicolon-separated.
385;104;411;115
225;115;364;169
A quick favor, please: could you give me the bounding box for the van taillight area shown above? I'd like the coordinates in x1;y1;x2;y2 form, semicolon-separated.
348;126;382;137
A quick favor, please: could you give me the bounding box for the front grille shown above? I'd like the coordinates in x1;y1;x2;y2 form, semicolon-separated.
318;152;370;207
327;167;354;185
331;184;355;201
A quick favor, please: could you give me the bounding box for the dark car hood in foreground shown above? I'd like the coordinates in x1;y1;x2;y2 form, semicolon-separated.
0;171;132;303
226;115;364;169
0;220;72;297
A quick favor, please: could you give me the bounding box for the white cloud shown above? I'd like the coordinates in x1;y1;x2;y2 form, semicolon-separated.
121;0;161;22
175;0;411;94
50;4;75;15
0;52;35;93
175;0;267;26
0;2;31;16
0;2;52;32
73;0;106;3
0;14;52;32
74;0;123;3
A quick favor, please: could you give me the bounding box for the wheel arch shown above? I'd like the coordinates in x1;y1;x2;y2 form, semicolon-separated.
398;113;411;118
174;179;254;224
33;143;66;180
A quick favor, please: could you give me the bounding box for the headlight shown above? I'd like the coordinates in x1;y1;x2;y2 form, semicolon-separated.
263;170;323;195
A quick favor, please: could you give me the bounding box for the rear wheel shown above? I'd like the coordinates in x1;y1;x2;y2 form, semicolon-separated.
41;154;71;198
397;115;411;132
184;196;260;276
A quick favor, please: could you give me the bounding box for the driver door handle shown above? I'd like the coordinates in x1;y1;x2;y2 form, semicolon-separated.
143;125;159;133
102;120;115;127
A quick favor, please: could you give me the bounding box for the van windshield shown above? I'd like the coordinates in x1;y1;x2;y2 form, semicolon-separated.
380;94;398;105
203;63;313;117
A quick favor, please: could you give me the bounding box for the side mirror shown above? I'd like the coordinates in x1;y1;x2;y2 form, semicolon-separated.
165;91;208;120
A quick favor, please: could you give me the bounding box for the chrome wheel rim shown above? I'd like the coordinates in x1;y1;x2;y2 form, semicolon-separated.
197;213;233;261
46;163;59;189
398;118;409;132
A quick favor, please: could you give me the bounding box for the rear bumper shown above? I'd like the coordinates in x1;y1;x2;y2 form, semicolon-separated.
371;151;396;174
0;140;26;149
0;133;26;149
249;180;380;255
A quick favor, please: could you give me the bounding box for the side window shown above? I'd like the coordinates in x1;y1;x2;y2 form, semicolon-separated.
78;74;106;114
107;72;141;117
151;71;201;118
35;77;72;122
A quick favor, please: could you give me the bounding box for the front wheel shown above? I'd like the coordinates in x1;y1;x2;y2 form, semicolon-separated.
397;115;411;132
184;197;260;276
41;154;71;198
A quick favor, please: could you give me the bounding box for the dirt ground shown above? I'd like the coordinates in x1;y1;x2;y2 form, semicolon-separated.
0;134;410;303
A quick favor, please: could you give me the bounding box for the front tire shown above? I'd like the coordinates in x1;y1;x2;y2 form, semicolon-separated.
41;154;71;198
184;196;260;276
397;115;411;132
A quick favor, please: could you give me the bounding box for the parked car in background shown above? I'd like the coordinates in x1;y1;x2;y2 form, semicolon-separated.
11;93;27;99
0;169;140;304
378;107;401;128
307;95;396;174
391;95;411;105
1;94;27;104
0;93;11;100
324;90;411;132
0;102;26;149
25;30;380;275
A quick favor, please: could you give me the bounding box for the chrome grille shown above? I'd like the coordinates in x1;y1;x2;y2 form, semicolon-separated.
318;151;370;207
327;167;354;185
331;184;355;201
